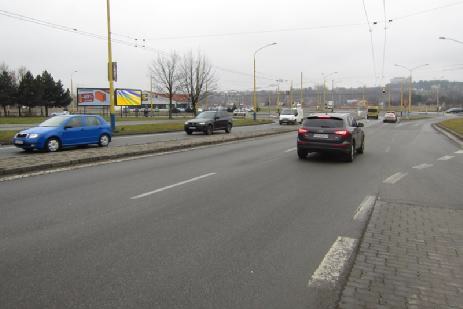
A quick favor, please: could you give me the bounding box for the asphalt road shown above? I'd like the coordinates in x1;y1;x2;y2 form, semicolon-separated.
1;115;462;308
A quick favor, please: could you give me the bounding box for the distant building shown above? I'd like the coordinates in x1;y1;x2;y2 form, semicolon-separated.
390;77;407;85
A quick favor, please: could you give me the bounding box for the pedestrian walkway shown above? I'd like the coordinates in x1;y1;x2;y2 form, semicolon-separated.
339;201;463;308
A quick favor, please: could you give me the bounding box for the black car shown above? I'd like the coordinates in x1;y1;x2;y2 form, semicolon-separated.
445;107;463;114
184;110;233;135
297;113;365;162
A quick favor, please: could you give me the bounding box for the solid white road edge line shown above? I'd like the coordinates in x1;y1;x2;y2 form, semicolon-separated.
285;147;297;153
455;150;463;154
412;163;434;170
383;172;408;184
130;173;216;200
308;236;358;288
438;155;455;161
353;195;376;222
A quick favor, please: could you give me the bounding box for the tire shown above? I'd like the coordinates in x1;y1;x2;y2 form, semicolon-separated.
186;130;192;135
297;148;308;159
24;148;34;153
225;123;232;133
357;138;364;154
45;137;61;152
205;125;213;135
98;134;110;147
346;142;355;162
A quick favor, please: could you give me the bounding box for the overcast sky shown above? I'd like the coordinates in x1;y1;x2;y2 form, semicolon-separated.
0;0;462;92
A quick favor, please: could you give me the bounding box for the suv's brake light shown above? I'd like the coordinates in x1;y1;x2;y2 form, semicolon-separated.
335;130;349;136
298;128;309;134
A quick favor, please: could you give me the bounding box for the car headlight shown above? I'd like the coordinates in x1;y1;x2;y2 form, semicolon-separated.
28;133;39;139
185;122;189;125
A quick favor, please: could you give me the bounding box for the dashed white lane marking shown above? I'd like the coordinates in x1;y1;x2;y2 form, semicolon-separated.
130;172;216;200
385;146;391;153
413;163;434;170
438;155;455;161
285;147;297;153
455;150;463;154
383;172;408;184
308;237;358;288
353;195;376;222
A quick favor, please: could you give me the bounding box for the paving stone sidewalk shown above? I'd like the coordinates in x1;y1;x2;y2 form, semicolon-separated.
339;201;463;309
0;127;295;176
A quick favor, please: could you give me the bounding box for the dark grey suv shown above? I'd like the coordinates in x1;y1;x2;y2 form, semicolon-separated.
184;110;233;135
297;113;365;162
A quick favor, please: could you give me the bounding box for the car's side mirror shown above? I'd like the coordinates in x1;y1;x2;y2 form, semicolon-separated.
357;122;364;127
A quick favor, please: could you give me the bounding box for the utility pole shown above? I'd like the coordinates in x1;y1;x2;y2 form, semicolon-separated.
106;0;116;131
289;81;293;108
331;79;334;102
205;82;208;110
408;75;412;115
150;75;154;116
388;85;391;109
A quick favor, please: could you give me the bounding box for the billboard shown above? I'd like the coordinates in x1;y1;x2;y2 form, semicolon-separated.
115;89;142;106
77;88;110;106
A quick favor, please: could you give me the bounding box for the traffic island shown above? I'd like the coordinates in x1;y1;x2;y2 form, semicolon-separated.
432;118;463;147
338;201;463;308
0;127;296;177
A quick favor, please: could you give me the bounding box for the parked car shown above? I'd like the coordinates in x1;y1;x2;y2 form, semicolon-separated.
445;107;463;114
297;113;365;162
184;110;233;135
383;111;398;123
12;115;112;152
50;111;70;117
233;109;247;117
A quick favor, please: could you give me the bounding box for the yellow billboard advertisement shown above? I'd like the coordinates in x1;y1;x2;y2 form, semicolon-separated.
115;89;142;106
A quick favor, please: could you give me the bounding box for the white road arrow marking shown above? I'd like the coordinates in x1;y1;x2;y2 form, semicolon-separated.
383;172;408;184
412;163;434;170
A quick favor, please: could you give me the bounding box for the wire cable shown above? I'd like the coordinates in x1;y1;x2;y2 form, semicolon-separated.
361;0;378;85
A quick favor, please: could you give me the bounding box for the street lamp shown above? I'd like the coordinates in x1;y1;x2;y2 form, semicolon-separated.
322;71;338;109
394;64;429;116
106;0;116;131
70;70;78;112
439;36;463;45
253;42;277;120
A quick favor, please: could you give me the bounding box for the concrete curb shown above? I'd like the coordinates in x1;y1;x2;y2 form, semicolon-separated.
431;123;463;147
0;127;296;177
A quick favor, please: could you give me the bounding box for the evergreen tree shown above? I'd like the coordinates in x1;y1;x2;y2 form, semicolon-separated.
17;71;38;116
0;70;17;117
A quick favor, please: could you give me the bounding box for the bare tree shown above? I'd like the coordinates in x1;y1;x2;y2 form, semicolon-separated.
149;52;180;119
180;51;216;115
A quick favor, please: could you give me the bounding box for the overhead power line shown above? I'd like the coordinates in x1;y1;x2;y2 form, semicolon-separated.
361;0;378;85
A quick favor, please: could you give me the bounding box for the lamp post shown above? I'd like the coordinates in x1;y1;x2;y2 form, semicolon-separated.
253;42;277;120
106;0;116;131
322;71;338;110
394;64;429;116
70;70;78;112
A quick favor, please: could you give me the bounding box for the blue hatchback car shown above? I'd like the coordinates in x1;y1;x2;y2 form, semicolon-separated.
12;115;112;152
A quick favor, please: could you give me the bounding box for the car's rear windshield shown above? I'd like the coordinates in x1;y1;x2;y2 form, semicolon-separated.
368;108;378;112
39;116;68;127
302;117;344;128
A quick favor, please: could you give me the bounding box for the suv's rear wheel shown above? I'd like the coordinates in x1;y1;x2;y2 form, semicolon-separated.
357;138;365;154
297;148;308;159
346;142;355;162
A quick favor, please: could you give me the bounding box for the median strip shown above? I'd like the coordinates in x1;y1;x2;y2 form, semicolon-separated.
130;173;216;200
308;236;358;288
353;195;376;222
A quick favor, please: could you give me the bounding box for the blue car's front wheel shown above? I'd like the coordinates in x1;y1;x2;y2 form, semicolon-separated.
46;137;61;152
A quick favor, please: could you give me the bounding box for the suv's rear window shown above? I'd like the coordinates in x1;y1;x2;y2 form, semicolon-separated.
303;117;344;128
368;108;378;112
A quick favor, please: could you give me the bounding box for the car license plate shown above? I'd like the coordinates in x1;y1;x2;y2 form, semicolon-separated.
313;134;328;139
14;140;24;145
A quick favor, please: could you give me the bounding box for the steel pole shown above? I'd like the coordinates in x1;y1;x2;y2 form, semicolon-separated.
106;0;116;131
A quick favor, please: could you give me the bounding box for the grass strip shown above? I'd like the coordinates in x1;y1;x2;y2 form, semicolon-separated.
439;118;463;136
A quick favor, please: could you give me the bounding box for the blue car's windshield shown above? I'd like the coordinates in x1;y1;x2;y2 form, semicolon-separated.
39;116;68;127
